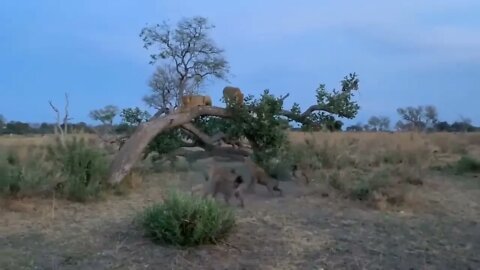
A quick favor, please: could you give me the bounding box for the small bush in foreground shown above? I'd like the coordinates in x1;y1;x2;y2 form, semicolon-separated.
138;191;235;247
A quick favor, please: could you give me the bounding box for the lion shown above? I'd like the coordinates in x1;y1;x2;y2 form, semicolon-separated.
291;163;313;185
223;86;244;106
244;158;283;196
201;163;246;208
181;95;212;111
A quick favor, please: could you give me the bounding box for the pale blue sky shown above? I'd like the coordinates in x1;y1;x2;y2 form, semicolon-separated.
1;0;479;126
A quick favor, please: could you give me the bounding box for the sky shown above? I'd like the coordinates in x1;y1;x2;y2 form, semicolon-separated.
1;0;479;127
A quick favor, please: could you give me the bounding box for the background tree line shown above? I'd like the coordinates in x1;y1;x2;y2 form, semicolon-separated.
345;105;478;132
1;104;477;136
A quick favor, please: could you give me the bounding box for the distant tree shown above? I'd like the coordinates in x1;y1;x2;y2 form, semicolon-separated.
120;107;151;127
0;114;6;130
89;105;119;125
424;105;438;128
396;105;437;131
5;121;31;134
140;16;230;113
378;116;390;131
366;115;390;131
117;107;152;135
395;120;406;131
451;117;474;132
38;122;54;134
346;123;363;132
434;121;451;132
367;116;381;131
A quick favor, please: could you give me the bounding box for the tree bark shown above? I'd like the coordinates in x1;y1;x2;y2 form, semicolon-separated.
107;106;230;185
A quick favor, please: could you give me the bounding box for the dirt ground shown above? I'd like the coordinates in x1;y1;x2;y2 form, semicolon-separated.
1;159;480;270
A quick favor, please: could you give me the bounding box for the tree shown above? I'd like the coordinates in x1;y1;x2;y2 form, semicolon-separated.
108;73;361;185
48;93;72;144
366;115;389;131
434;121;450;132
89;105;119;125
106;16;361;185
424;105;438;128
346;123;363;132
396;105;437;131
378;116;390;131
0;114;6;130
367;116;380;131
4;121;31;134
143;66;180;112
451;117;474;132
140;16;230;110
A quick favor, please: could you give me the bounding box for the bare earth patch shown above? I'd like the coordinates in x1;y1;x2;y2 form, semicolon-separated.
1;168;479;270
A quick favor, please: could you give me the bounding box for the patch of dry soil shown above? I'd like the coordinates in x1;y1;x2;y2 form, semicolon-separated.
1;169;479;270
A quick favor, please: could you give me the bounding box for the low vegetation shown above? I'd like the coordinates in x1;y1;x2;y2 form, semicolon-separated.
138;191;236;247
0;135;110;202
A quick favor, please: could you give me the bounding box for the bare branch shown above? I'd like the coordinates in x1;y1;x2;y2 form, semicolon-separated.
63;93;70;135
48;100;61;136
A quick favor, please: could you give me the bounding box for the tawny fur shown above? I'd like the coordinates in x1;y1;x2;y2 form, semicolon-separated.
291;163;313;185
202;164;245;207
181;95;213;111
244;158;283;196
223;86;244;106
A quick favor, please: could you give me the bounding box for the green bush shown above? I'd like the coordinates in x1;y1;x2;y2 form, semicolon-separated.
46;137;109;202
349;170;395;201
0;150;50;197
454;156;480;174
138;191;236;247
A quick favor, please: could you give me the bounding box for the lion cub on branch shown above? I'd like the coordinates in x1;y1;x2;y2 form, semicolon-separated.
201;163;246;208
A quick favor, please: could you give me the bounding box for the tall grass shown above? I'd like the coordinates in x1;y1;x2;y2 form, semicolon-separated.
46;136;109;202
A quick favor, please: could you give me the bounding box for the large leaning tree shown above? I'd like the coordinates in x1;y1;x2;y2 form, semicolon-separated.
107;16;360;185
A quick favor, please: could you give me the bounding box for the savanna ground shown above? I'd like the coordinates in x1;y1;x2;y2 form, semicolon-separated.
1;132;480;270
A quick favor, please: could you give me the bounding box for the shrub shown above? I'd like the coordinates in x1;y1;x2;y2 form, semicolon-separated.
46;137;109;202
0;149;50;198
349;170;393;201
138;191;236;247
453;156;480;174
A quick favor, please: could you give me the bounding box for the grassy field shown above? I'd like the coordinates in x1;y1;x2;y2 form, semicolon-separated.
1;132;480;269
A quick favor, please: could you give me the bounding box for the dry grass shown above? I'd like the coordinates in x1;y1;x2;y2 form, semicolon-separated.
287;131;480;210
1;131;480;269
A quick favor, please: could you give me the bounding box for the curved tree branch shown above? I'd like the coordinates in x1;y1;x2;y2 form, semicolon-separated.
108;106;230;184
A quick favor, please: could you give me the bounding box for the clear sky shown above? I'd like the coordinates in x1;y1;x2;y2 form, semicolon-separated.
1;0;479;126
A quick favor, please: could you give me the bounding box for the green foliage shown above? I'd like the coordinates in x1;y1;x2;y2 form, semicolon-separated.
431;156;480;175
0;114;5;129
349;170;393;201
138;191;235;247
224;89;291;171
89;105;119;125
119;106;184;159
288;73;360;131
146;130;185;159
120;107;151;127
46;137;109;202
453;156;480;174
0;150;49;197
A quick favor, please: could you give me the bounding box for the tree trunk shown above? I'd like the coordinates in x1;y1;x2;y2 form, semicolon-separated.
107;106;230;185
